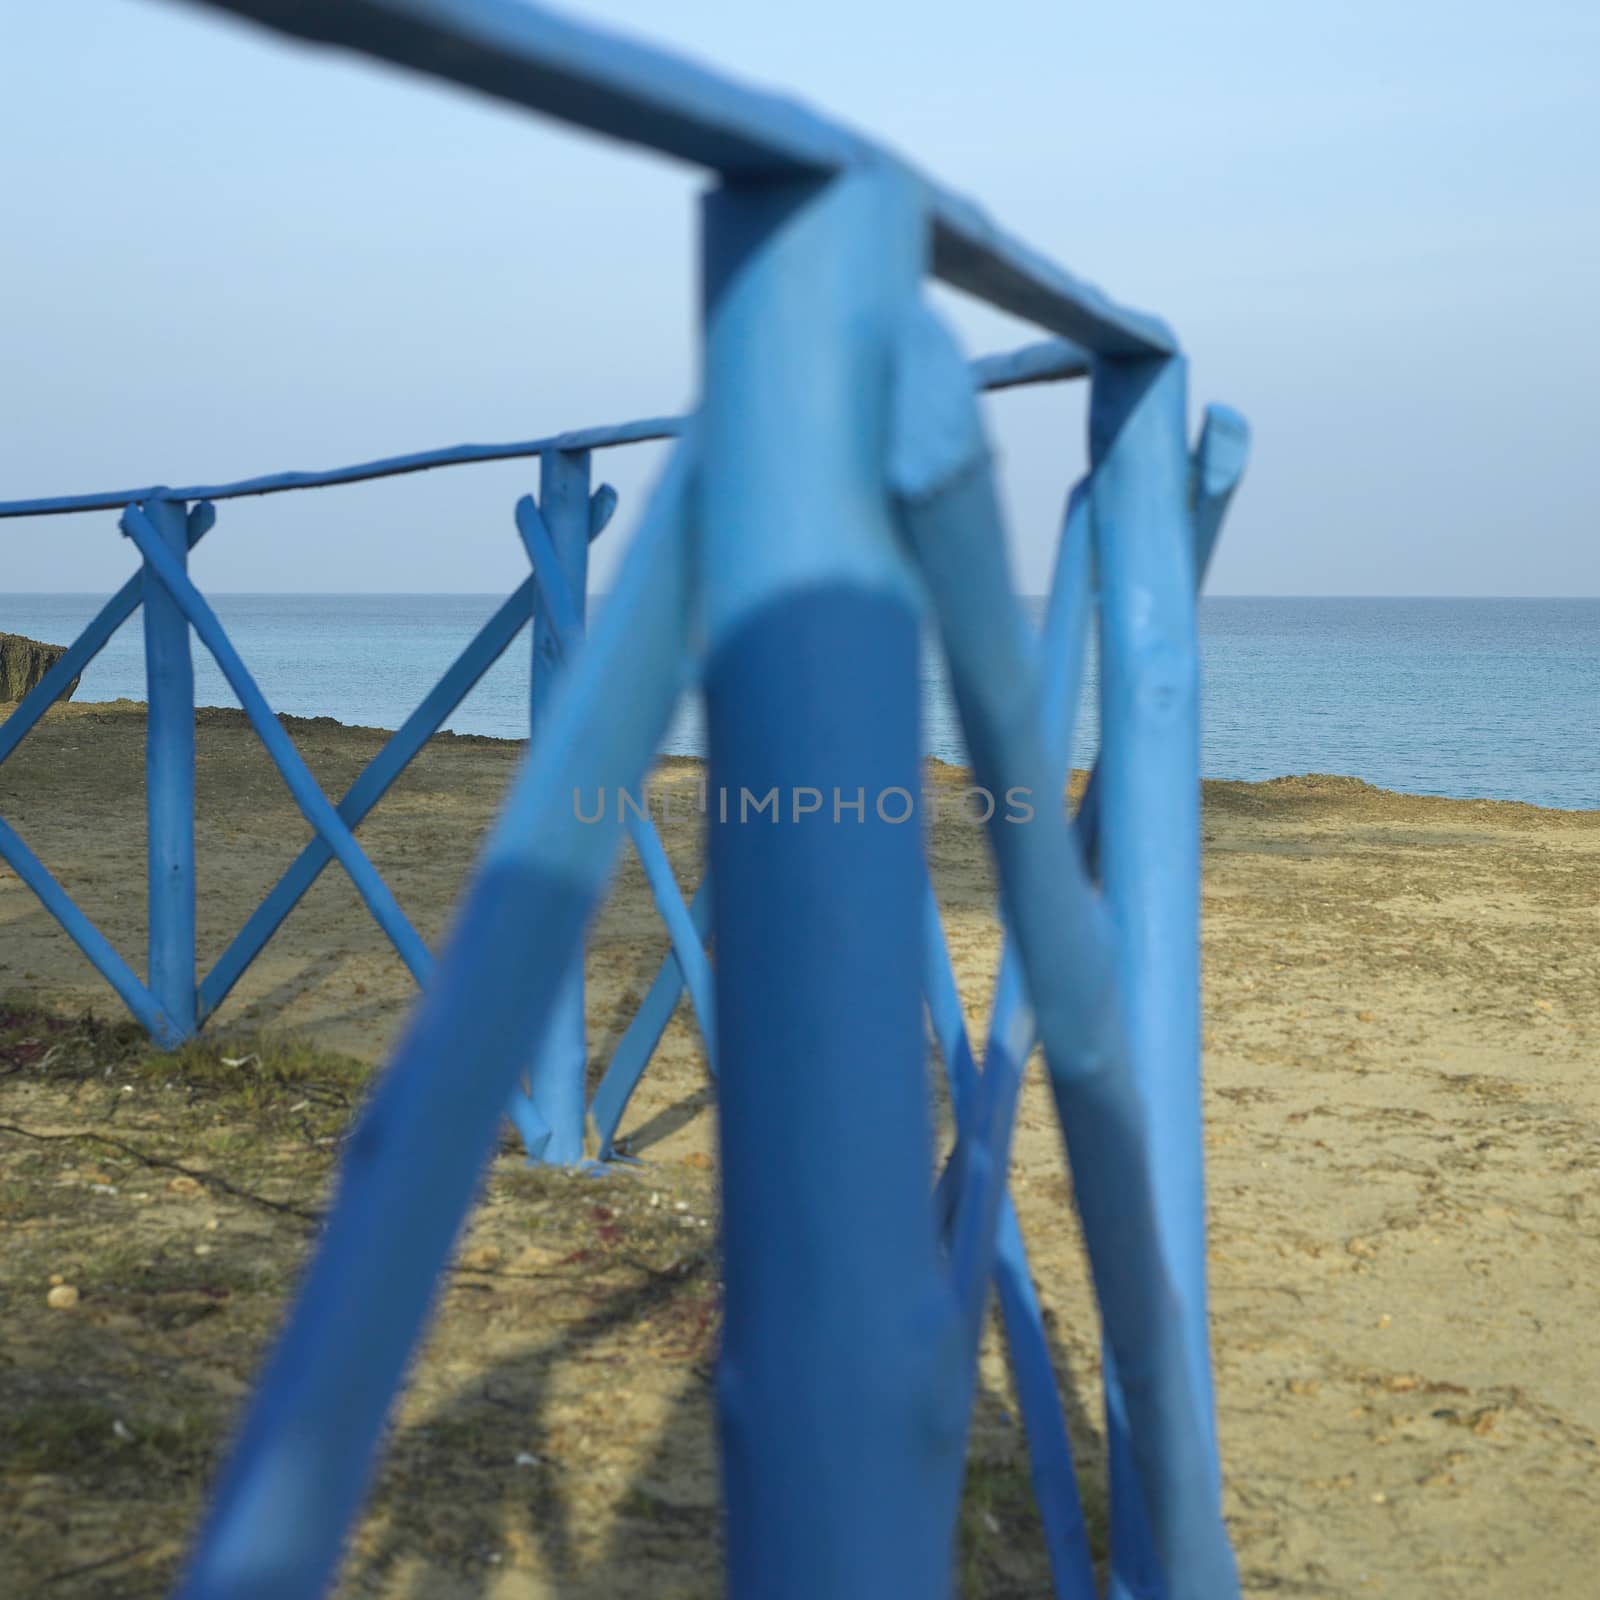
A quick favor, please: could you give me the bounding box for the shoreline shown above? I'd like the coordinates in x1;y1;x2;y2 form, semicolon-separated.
12;696;1598;820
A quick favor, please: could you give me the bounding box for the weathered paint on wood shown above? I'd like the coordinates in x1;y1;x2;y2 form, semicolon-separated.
589;875;713;1158
510;449;592;1165
0;815;181;1044
888;306;1238;1600
516;493;717;1086
141;497;201;1037
174;436;699;1600
121;503;432;985
701;163;967;1600
924;896;1098;1599
0;506;214;761
198;575;539;1019
0;10;1255;1597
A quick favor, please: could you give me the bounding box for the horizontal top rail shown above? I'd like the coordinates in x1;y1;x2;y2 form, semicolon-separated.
0;417;684;521
181;0;1175;357
0;338;1087;520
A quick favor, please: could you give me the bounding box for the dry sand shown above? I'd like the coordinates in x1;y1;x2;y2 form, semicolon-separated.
1;699;1597;1596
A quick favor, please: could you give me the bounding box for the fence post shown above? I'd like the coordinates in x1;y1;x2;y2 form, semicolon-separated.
700;162;965;1600
141;494;197;1039
1089;352;1219;1599
516;447;592;1163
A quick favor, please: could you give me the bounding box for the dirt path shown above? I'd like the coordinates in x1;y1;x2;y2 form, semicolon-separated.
2;701;1597;1595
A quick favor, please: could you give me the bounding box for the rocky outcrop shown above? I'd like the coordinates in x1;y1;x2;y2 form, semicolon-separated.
0;633;79;703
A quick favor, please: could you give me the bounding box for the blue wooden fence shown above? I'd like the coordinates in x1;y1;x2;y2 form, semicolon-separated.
1;4;1252;1596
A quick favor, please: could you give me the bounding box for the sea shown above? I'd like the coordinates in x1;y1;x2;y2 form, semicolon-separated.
4;595;1597;811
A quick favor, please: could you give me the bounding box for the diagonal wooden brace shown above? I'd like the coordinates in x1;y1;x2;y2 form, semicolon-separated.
120;502;432;985
515;494;718;1078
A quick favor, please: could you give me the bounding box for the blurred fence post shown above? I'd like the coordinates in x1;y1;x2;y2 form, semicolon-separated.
1089;352;1221;1599
700;162;966;1600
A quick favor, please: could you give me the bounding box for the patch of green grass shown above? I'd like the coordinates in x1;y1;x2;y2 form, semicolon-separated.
154;1031;369;1103
959;1451;1110;1594
0;992;143;1073
1;1394;219;1482
126;1034;369;1146
2;995;371;1157
960;1455;1044;1579
83;1237;292;1302
0;1172;56;1223
498;1165;577;1202
2;993;368;1112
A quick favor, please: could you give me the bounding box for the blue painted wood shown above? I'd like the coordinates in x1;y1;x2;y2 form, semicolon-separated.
702;164;965;1600
1091;391;1248;1600
984;401;1248;1070
513;448;593;1165
928;185;1176;355
955;401;1247;1244
120;504;433;987
1089;352;1228;1600
942;478;1094;1282
977;405;1248;1080
141;497;199;1039
589;875;713;1158
923;886;978;1223
516;493;718;1083
1191;403;1252;578
941;429;1239;1600
624;801;715;1071
587;480;620;541
1081;401;1245;1346
924;898;1098;1600
938;480;1092;1246
0;417;683;521
4;12;1254;1592
197;576;537;1021
887;304;1238;1600
951;414;1246;1600
191;0;862;174
0;503;210;1047
969;337;1091;391
0;504;214;766
890;310;1106;1299
3;586;138;766
176;434;697;1600
0;816;181;1045
200;476;633;1027
992;1204;1100;1597
1075;405;1250;880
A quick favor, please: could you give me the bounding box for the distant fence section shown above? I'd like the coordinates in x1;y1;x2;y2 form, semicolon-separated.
1;3;1251;1598
1;338;1085;1150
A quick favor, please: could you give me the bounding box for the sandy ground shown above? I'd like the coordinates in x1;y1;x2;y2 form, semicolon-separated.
1;699;1598;1597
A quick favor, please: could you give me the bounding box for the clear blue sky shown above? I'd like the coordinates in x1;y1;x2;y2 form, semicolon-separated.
3;0;1596;596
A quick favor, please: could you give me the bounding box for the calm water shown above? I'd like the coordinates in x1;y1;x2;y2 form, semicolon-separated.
4;595;1597;810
